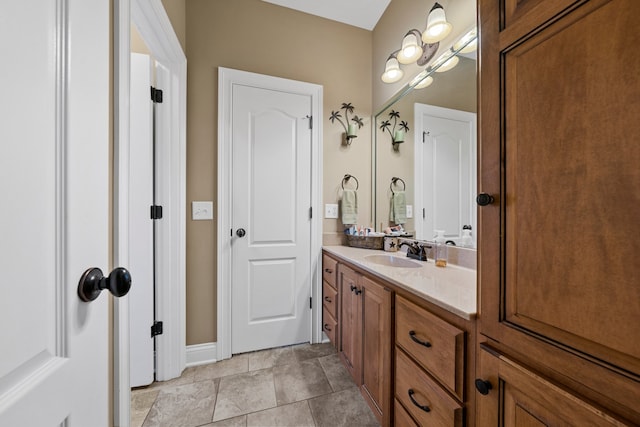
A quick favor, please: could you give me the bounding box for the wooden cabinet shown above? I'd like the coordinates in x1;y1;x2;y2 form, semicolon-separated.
338;263;392;426
394;295;468;426
323;249;476;426
477;0;640;424
322;254;339;348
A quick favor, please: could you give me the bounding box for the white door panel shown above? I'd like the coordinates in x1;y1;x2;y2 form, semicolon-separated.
415;104;477;245
232;85;312;354
129;53;155;387
0;0;110;425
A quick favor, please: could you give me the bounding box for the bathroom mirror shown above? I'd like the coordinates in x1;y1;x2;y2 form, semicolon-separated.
373;9;478;248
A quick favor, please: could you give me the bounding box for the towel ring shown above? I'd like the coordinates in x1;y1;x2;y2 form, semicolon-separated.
390;177;406;194
342;174;359;190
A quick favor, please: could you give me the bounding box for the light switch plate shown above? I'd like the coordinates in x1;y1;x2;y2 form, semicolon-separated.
192;201;214;220
406;205;413;218
325;204;339;219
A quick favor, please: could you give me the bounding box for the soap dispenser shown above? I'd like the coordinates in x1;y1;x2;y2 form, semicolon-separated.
461;225;473;248
434;230;448;267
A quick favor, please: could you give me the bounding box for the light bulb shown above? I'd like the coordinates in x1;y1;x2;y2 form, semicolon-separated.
397;32;423;64
422;3;452;43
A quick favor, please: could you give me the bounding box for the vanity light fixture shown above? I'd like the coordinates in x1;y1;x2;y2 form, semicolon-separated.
422;2;452;44
432;49;459;73
329;102;364;145
397;29;424;65
453;27;478;54
381;51;404;83
414;75;434;89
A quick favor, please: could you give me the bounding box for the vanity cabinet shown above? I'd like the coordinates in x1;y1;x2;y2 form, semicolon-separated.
394;295;466;427
323;248;476;426
477;0;640;424
338;262;392;427
322;254;339;348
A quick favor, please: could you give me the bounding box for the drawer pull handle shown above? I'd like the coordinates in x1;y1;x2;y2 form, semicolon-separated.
408;389;431;413
324;296;332;303
475;379;492;395
409;330;432;348
324;323;332;332
324;268;333;274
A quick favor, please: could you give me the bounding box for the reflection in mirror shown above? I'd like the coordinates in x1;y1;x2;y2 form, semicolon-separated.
374;26;477;248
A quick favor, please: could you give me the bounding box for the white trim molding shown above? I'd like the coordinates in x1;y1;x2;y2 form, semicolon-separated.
186;343;218;368
114;0;186;425
217;68;323;361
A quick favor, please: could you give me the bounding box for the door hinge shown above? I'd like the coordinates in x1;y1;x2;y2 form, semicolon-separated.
150;205;163;220
151;321;163;337
151;86;163;103
309;297;312;309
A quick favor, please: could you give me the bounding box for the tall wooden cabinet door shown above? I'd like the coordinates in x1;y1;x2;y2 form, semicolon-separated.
360;276;392;426
476;344;626;426
478;0;640;420
338;264;362;384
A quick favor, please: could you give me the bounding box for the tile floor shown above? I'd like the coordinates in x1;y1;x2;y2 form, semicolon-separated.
131;343;380;427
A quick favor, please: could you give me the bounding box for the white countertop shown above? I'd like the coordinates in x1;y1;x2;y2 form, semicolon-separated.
323;245;477;320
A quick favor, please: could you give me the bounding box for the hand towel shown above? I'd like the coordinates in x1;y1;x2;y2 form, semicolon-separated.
341;189;358;225
390;191;407;225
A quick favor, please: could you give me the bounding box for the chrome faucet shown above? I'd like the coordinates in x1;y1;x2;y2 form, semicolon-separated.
399;241;431;261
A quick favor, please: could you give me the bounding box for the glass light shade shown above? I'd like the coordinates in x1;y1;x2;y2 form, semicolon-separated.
453;28;478;53
381;57;404;83
433;51;459;72
397;33;423;64
414;75;434;89
422;3;452;43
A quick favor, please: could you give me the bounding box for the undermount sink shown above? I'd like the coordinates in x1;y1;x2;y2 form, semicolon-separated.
365;254;422;268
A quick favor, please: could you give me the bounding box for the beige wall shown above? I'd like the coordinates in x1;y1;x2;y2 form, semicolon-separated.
161;0;186;51
185;0;372;345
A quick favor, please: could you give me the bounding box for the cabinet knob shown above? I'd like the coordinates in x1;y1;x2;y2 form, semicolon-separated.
408;389;431;413
350;285;357;292
475;378;493;395
354;288;362;295
476;193;495;206
324;268;333;274
409;330;432;348
324;296;332;303
323;323;332;332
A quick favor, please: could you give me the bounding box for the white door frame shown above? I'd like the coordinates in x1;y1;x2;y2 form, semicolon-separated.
217;68;323;361
114;0;186;425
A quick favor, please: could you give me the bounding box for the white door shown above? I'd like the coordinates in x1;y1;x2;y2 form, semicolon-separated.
0;0;113;425
231;84;312;354
129;53;155;387
415;104;477;245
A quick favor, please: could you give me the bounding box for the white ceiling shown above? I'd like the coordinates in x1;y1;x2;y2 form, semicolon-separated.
261;0;392;31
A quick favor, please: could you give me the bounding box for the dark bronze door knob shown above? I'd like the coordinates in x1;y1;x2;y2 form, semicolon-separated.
78;267;132;302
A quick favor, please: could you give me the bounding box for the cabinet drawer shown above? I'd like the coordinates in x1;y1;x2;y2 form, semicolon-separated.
322;306;337;347
396;349;463;427
322;280;338;319
394;398;419;427
396;296;465;398
322;254;338;289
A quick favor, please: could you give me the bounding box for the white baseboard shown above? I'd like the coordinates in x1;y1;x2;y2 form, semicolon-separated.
185;342;217;367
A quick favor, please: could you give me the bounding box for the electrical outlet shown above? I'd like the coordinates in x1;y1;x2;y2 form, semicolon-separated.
325;203;339;219
406;205;413;218
192;201;214;220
